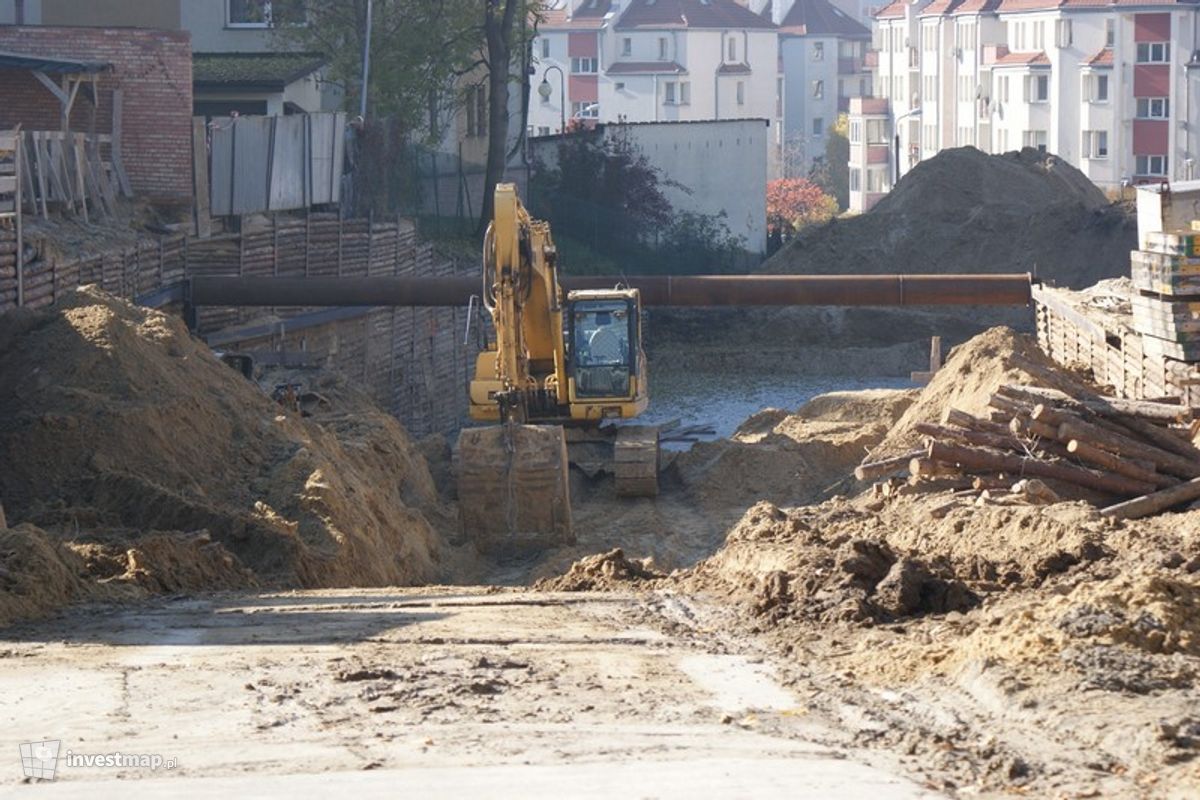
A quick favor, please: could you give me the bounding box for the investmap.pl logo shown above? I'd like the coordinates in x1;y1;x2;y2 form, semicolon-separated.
20;740;178;780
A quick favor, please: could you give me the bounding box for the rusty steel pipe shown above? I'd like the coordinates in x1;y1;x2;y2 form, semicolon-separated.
187;274;1033;308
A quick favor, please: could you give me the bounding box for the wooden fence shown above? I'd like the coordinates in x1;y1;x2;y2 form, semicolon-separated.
0;213;472;437
202;112;345;219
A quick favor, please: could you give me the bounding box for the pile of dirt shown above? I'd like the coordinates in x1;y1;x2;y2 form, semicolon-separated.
0;287;451;623
872;325;1087;457
766;147;1135;290
533;548;664;592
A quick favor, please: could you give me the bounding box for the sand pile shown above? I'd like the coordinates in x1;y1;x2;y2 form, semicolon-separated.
0;287;450;623
533;548;664;592
766;147;1135;289
873;325;1086;456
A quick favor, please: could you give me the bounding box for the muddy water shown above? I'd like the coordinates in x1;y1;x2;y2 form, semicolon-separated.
641;366;914;444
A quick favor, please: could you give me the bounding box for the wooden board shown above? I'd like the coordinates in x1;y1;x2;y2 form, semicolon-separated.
1144;230;1200;258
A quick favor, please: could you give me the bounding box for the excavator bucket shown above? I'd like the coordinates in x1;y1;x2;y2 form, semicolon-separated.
456;424;574;555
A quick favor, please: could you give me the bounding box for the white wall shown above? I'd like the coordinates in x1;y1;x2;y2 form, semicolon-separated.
530;119;769;253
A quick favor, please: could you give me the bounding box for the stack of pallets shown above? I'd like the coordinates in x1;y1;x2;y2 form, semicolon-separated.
1131;222;1200;362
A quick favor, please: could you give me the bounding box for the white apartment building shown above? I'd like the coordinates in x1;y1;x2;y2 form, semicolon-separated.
755;0;872;175
530;0;782;173
850;0;1200;211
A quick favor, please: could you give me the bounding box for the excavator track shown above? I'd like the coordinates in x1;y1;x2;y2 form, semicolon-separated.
614;425;660;497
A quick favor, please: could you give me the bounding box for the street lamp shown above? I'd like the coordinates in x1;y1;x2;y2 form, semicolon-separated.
893;106;922;186
538;65;566;134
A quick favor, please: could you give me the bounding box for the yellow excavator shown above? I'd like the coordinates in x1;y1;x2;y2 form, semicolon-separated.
457;183;658;554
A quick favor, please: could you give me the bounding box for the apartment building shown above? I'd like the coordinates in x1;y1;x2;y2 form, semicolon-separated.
530;0;782;172
850;0;1200;211
759;0;872;175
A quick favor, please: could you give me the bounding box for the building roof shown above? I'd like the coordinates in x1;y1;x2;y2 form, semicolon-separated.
872;0;906;19
1083;46;1114;66
778;0;870;38
615;0;777;30
716;62;753;74
990;49;1050;66
540;0;612;30
606;60;688;74
996;0;1198;9
193;52;327;91
0;49;110;74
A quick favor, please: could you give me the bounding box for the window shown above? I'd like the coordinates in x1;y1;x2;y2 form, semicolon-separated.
736;81;745;105
866;118;888;144
541;38;550;59
998;128;1008;152
228;0;270;26
1136;155;1168;176
622;37;631;56
572;101;598;119
728;37;737;61
680;82;690;105
1033;20;1045;50
998;75;1009;103
850;120;862;143
466;85;486;138
1056;19;1072;48
867;168;887;193
813;79;824;99
571;57;597;74
813;117;824;136
1087;73;1109;103
537;126;550;136
1082;130;1109;159
658;37;668;59
813;42;824;61
1023;130;1048;152
1025;74;1049;102
1105;19;1115;47
664;82;676;104
1137;97;1169;119
850;170;861;192
1137;42;1170;63
615;82;626;91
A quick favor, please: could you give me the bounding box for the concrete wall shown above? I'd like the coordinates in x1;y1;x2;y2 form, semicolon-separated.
530;118;769;253
0;25;194;202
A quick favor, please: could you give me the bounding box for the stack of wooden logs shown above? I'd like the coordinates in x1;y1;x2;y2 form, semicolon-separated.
856;384;1200;520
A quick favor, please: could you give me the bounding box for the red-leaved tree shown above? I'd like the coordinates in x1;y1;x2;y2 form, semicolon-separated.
767;178;838;239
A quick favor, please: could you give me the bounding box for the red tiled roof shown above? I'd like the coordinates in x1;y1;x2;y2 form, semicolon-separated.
541;0;612;30
991;49;1050;66
1084;46;1114;66
995;0;1198;10
779;0;870;38
716;61;753;74
615;0;777;30
606;60;687;73
872;0;906;19
921;0;1001;14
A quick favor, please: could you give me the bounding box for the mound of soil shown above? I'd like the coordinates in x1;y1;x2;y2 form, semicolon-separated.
534;548;664;592
766;147;1135;290
0;287;451;622
872;325;1086;457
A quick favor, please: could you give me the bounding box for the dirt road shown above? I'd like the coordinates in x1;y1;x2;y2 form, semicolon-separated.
0;588;937;798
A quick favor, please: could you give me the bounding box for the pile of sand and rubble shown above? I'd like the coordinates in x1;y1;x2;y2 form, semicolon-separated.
767;147;1136;289
0;287;453;625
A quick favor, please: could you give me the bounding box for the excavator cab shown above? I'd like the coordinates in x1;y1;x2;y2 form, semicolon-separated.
566;290;645;410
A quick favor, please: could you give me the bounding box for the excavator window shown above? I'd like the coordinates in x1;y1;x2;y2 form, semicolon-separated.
569;299;635;398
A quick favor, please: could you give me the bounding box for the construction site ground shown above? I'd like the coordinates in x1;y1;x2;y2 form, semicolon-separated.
3;150;1197;797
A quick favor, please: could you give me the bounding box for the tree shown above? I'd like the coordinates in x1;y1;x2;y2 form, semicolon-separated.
277;1;480;131
767;178;838;240
478;0;528;235
811;113;850;210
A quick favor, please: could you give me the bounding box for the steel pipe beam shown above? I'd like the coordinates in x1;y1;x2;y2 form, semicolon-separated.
188;274;1033;308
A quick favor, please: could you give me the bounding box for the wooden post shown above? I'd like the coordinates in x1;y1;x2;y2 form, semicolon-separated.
191;117;211;238
110;89;132;197
72;133;88;223
927;440;1156;497
1101;476;1200;520
1056;419;1200;479
855;449;925;481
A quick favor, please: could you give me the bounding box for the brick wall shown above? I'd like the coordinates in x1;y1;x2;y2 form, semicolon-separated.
0;26;193;202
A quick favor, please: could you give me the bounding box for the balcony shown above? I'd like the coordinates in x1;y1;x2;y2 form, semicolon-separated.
838;57;864;75
864;50;879;69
